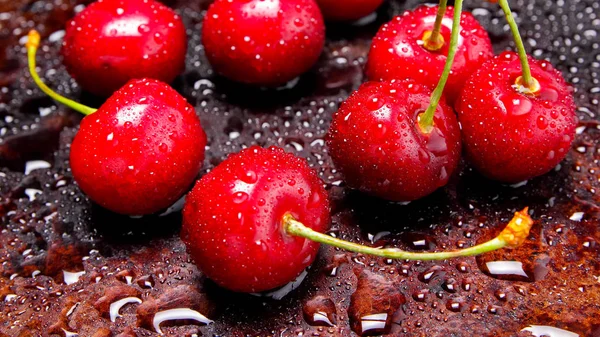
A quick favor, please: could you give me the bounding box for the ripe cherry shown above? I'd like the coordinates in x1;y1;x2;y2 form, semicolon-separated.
181;146;533;293
365;4;493;104
202;0;325;86
456;0;577;183
181;146;330;293
61;0;187;96
316;0;384;22
326;80;461;201
27;31;206;215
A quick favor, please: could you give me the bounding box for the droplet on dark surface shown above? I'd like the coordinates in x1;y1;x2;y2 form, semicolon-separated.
445;298;465;312
418;265;445;284
442;278;458;293
302;295;337;327
136;285;213;331
137;275;155;289
476;253;551;283
412;289;429;302
399;232;436;251
348;269;405;336
93;285;141;319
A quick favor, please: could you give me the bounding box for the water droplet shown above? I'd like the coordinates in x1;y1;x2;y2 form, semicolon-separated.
521;325;579;337
537;116;549;129
446;298;464;312
456;261;470;273
442;278;458;293
63;270;85;285
138;24;150;34
418;148;431;164
494;289;508;301
399;233;436;251
137;275;154;289
302;296;336;327
366;95;385;111
418;265;444;283
232;191;249;204
358;313;389;335
487;305;502;315
242;171;258;184
412;289;429;302
153;308;213;334
110;297;142;322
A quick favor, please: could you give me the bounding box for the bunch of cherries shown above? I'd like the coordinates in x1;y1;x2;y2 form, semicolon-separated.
24;0;576;293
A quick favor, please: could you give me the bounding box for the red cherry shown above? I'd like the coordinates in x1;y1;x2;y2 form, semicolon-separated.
456;51;577;183
181;146;330;293
62;0;187;96
326;80;461;201
316;0;384;21
70;79;206;215
365;5;493;104
202;0;325;86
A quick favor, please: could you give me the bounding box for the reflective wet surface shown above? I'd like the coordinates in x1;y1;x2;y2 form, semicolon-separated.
0;0;599;336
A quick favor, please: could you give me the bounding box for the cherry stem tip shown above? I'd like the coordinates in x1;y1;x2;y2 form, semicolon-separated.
26;30;97;116
283;208;533;261
25;30;40;50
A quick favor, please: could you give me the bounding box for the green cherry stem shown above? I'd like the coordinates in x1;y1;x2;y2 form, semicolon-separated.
498;0;540;93
284;208;533;261
418;0;463;133
423;0;448;51
26;30;97;116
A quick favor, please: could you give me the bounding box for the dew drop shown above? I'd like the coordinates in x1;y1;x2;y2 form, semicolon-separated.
232;191;249;204
138;24;150;33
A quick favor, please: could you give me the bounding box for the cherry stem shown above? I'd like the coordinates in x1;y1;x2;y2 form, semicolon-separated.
418;0;463;133
423;0;448;51
498;0;539;93
284;208;533;261
26;30;97;116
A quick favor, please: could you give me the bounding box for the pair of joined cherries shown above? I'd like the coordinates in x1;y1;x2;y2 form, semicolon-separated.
328;1;577;202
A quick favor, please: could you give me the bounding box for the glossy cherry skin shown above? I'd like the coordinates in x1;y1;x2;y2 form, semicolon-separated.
365;5;493;104
316;0;384;21
326;80;461;201
62;0;187;96
202;0;325;86
70;79;206;215
456;52;577;183
181;146;330;293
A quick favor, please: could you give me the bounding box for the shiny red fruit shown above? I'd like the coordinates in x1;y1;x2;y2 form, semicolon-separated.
181;146;330;293
456;52;577;183
365;5;493;104
326;80;461;201
202;0;325;86
316;0;384;21
62;0;187;96
70;79;206;215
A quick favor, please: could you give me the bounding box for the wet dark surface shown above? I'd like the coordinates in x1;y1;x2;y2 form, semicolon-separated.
0;0;599;336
